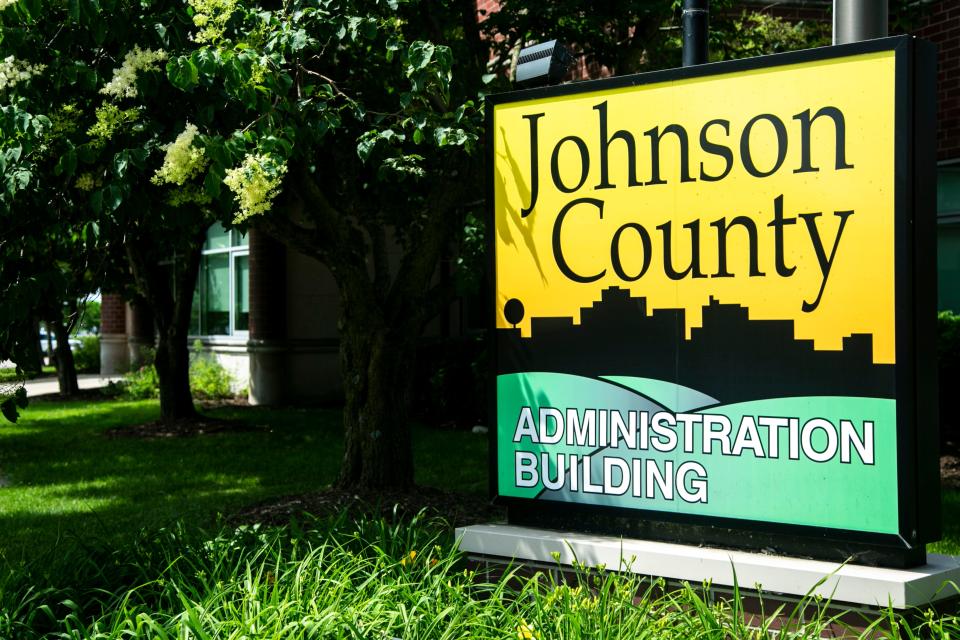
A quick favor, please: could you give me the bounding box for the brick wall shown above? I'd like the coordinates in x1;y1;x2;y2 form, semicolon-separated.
475;0;499;22
915;0;960;162
100;293;126;335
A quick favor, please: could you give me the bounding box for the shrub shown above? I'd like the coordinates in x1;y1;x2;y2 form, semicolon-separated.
121;364;159;400
190;340;234;399
940;311;960;437
118;344;235;401
72;335;100;373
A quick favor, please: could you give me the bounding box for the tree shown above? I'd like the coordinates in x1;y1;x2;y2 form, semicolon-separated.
0;0;253;421
160;0;484;488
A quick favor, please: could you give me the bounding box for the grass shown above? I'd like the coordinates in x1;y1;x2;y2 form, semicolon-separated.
0;511;957;639
0;398;487;558
1;398;959;638
0;365;56;384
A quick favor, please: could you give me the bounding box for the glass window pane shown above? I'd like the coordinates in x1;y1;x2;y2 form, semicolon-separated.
232;230;249;247
203;254;230;335
939;168;960;216
939;225;960;313
235;254;249;332
190;274;202;335
205;223;230;251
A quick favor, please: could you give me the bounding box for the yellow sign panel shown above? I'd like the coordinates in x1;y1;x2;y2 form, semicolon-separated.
494;51;895;363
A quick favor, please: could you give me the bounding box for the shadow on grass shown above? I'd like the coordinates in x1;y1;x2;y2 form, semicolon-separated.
0;399;489;560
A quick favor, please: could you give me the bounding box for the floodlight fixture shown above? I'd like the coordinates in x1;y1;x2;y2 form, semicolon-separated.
515;40;573;88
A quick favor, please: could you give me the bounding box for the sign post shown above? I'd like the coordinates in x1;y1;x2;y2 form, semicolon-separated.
484;36;939;569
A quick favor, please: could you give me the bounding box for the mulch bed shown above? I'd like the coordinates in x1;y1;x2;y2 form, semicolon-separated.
942;442;960;490
104;414;268;439
29;387;122;403
230;486;506;529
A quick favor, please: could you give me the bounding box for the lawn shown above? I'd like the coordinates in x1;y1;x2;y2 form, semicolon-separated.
1;398;959;638
0;398;488;559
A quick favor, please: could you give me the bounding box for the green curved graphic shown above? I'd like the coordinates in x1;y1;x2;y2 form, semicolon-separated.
600;375;717;412
497;372;898;534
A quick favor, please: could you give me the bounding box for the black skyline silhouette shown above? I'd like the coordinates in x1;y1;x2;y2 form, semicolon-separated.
497;287;895;403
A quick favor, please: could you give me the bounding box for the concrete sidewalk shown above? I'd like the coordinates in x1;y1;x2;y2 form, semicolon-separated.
20;374;125;397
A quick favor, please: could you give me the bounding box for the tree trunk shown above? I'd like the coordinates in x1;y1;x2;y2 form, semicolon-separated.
124;226;205;423
155;323;195;420
336;314;416;490
51;318;79;396
25;321;43;376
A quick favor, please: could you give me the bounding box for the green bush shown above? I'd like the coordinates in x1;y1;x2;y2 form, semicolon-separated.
190;340;235;399
119;344;235;401
72;335;100;373
940;311;960;363
190;357;234;399
941;311;960;435
121;364;159;400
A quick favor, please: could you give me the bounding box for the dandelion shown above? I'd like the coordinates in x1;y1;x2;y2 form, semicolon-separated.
223;153;287;222
152;123;207;186
100;46;168;99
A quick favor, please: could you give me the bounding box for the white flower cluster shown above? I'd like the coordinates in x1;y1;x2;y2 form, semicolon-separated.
0;56;45;93
152;123;207;185
100;46;168;99
74;173;96;191
189;0;238;43
0;0;19;11
224;153;287;222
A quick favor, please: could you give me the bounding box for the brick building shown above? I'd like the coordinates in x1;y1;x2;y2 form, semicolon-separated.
98;1;960;404
915;1;960;312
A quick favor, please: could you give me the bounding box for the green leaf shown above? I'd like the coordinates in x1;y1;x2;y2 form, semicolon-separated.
90;189;103;214
14;386;27;409
204;170;221;198
289;29;309;51
166;57;199;91
1;396;20;423
433;127;473;147
103;185;122;211
54;146;77;177
356;133;377;161
112;151;128;178
193;49;219;78
407;41;434;71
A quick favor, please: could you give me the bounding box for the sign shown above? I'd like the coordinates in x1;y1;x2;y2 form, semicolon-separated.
488;37;938;566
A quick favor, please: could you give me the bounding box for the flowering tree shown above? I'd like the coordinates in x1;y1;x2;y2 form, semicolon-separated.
161;0;485;488
0;0;224;420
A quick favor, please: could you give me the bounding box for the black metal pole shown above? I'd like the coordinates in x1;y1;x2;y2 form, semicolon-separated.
682;0;709;67
833;0;887;45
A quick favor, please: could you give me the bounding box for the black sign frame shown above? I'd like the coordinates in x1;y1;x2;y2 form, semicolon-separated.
485;36;939;569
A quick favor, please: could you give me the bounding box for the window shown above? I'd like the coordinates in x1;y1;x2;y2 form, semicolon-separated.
191;224;250;337
938;166;960;313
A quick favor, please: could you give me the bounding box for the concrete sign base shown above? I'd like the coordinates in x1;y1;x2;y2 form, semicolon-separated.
455;524;960;609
